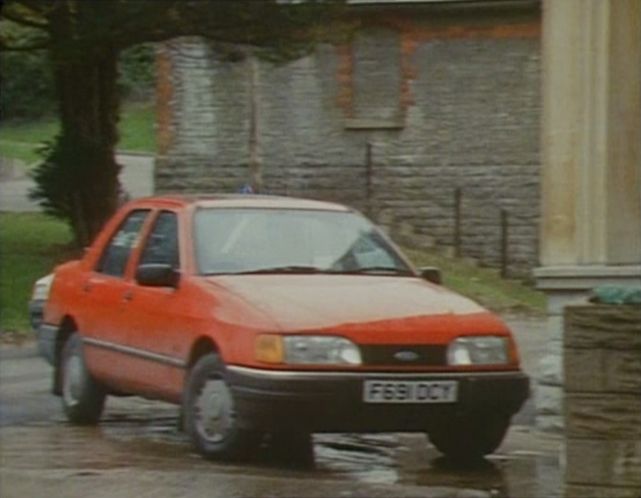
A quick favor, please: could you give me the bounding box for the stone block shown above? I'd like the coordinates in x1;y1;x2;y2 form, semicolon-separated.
565;483;641;498
565;306;641;351
565;439;641;488
563;305;641;496
564;349;603;392
565;348;641;393
566;393;641;438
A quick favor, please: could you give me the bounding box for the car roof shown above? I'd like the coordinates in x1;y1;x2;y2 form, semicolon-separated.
131;194;352;212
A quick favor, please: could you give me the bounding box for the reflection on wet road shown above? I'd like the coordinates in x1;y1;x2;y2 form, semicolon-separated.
0;348;563;498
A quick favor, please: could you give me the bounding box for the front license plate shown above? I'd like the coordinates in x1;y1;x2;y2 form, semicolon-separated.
363;380;458;404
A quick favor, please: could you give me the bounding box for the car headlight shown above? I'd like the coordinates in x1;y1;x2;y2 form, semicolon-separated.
447;336;509;366
255;335;361;365
32;274;54;302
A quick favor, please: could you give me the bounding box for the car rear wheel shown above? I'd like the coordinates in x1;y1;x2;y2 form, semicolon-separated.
427;413;511;462
183;353;260;460
60;333;106;424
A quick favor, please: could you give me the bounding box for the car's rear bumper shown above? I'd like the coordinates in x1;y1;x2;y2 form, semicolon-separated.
227;366;530;433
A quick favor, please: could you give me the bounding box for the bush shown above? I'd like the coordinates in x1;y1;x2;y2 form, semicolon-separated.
118;43;157;102
0;50;56;120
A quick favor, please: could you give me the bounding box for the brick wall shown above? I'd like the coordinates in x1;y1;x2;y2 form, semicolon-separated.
156;6;541;274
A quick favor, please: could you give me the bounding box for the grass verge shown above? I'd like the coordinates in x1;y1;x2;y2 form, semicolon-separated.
404;248;545;314
0;103;156;166
0;213;74;336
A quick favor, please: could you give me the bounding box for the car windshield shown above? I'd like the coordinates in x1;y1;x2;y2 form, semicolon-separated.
193;207;414;276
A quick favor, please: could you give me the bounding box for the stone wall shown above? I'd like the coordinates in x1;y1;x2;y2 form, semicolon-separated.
156;5;541;274
564;305;641;498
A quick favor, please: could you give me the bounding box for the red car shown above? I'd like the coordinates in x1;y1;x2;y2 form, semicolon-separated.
38;195;529;461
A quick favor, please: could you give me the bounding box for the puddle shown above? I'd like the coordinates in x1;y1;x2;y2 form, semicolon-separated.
315;432;561;498
315;434;399;484
1;400;563;497
96;413;564;497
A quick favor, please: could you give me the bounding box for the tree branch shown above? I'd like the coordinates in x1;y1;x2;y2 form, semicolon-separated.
0;39;48;51
1;7;49;30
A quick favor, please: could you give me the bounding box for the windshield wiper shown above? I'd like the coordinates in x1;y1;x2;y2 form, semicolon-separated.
336;266;414;276
234;265;328;275
209;265;414;276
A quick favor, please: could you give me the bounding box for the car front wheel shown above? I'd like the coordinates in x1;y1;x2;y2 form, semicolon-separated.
427;412;511;462
60;333;106;424
183;353;260;460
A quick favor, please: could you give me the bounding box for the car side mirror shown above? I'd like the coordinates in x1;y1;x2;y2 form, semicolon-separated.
136;264;180;288
419;266;442;285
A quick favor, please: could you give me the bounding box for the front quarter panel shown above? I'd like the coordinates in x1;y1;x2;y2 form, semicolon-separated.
44;260;84;328
175;277;283;366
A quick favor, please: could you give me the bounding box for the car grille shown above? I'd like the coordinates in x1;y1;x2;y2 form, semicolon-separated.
360;345;447;366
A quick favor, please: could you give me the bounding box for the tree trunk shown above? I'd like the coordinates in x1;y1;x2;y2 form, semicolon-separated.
52;46;121;247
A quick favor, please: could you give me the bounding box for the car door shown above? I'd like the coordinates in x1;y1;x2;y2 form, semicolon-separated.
79;209;151;385
116;210;191;399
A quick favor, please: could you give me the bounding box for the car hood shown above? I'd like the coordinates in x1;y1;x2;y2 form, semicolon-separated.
205;275;506;338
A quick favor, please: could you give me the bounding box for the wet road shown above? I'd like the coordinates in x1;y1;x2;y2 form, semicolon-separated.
0;345;562;498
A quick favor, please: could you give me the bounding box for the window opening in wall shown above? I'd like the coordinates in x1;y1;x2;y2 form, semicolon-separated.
347;27;404;130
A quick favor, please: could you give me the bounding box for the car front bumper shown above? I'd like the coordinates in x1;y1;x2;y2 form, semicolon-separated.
28;299;45;332
227;366;530;433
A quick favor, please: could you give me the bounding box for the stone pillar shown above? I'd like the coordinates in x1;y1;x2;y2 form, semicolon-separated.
535;0;641;430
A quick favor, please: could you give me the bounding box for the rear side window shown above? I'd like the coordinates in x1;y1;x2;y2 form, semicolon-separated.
139;211;179;269
96;210;149;277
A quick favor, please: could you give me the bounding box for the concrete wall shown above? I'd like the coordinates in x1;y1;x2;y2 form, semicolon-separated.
156;5;541;274
564;305;641;498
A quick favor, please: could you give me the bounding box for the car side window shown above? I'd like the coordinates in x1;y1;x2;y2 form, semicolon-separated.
96;210;149;277
139;211;179;269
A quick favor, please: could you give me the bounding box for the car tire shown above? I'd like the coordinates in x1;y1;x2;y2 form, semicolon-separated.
427;413;511;462
60;333;106;425
183;353;260;460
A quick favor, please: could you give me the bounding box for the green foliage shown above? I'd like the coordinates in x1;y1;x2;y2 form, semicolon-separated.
118;44;157;102
0;50;56;120
28;134;93;222
0;213;73;334
0;44;156;122
29;127;121;247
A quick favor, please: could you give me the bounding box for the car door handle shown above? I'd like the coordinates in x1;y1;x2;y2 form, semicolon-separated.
83;282;92;293
123;290;134;302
